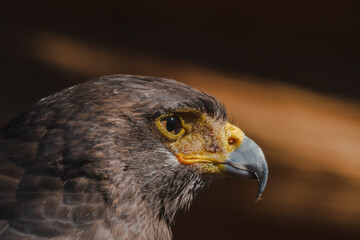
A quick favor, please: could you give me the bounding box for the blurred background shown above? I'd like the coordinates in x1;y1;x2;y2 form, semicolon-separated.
0;0;359;239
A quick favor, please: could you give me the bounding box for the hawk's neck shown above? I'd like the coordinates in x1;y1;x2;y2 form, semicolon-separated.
102;169;207;239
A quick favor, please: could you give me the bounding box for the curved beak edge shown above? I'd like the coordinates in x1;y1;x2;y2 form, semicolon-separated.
224;136;268;201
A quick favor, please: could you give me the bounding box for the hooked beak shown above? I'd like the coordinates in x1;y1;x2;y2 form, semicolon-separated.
176;122;268;201
224;136;268;200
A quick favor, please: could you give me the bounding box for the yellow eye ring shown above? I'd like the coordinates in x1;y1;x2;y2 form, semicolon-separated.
156;114;186;140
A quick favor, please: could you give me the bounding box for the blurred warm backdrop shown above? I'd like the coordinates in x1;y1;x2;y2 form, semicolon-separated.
0;1;359;239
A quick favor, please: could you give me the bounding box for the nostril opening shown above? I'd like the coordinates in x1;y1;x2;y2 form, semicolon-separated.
228;137;238;145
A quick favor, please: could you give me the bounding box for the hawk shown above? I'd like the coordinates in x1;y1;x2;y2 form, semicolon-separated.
0;75;268;239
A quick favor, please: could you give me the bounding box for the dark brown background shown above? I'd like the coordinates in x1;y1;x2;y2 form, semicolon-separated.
0;1;359;239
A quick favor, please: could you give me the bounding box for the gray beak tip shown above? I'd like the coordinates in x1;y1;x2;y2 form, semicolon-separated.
224;136;269;201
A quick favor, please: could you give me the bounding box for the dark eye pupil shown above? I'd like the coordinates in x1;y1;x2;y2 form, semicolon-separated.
161;115;182;135
166;117;177;133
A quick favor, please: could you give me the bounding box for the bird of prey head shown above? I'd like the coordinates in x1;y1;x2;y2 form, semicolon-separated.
0;75;268;239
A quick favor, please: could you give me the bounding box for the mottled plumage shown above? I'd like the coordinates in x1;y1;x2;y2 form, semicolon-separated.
0;75;268;239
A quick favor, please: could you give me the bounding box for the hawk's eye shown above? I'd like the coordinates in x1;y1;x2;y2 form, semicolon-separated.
161;115;182;135
156;114;185;140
